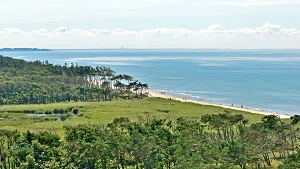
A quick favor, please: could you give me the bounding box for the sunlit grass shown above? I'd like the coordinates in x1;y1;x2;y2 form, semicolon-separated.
0;97;291;138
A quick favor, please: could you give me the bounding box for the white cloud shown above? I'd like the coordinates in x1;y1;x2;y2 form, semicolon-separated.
139;28;194;36
67;29;95;36
212;0;300;6
196;23;300;36
0;23;299;49
28;29;49;36
206;24;226;33
2;28;22;34
2;23;299;36
53;27;67;33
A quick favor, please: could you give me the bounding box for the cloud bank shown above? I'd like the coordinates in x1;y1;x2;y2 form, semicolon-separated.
0;23;299;49
212;0;300;6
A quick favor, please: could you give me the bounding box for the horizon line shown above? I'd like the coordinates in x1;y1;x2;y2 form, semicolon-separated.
2;48;300;50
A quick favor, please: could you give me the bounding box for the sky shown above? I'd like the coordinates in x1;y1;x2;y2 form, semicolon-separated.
0;0;300;49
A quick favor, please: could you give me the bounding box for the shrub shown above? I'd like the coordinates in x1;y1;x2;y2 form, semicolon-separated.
45;110;52;115
53;108;66;114
72;108;79;115
59;114;68;121
59;113;73;121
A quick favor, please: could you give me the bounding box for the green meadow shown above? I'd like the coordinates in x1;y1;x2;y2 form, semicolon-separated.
0;97;267;136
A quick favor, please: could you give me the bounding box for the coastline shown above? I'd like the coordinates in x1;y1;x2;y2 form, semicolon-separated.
148;90;292;119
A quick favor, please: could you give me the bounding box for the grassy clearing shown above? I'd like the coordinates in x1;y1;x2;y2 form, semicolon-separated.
0;97;289;137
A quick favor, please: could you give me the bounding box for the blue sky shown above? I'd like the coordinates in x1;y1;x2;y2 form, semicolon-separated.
1;0;300;48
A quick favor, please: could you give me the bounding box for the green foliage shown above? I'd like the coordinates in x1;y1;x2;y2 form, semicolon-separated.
278;149;300;169
0;55;148;105
72;108;79;115
59;113;72;121
60;114;300;168
0;114;299;168
0;130;64;169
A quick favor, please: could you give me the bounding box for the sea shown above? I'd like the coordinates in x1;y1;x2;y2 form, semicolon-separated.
1;49;300;115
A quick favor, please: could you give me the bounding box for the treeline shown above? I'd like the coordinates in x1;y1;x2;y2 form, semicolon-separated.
0;114;299;168
0;55;148;105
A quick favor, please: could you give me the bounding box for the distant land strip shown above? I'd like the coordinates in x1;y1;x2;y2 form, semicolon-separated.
0;48;51;51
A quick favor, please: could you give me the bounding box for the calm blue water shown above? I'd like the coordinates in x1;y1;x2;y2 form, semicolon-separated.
1;49;300;115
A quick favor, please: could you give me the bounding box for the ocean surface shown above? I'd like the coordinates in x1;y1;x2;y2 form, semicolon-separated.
1;49;300;115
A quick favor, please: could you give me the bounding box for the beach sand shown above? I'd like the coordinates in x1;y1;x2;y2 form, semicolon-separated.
148;91;291;119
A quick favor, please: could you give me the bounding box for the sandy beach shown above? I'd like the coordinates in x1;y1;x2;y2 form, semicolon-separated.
148;91;291;119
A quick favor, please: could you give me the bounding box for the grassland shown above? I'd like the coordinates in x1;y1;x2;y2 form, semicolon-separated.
0;97;275;137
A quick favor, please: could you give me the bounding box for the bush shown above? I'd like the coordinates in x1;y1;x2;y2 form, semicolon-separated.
278;149;300;169
23;110;36;114
59;113;73;121
1;112;9;118
53;108;67;114
45;110;52;115
72;108;79;115
59;114;68;121
67;107;74;111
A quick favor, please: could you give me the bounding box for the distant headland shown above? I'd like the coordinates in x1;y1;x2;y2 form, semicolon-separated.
0;48;51;51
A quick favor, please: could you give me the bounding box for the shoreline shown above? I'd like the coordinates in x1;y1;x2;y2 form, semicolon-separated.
148;90;292;119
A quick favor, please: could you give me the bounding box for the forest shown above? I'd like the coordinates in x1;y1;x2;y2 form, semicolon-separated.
0;55;300;168
0;114;300;168
0;55;148;105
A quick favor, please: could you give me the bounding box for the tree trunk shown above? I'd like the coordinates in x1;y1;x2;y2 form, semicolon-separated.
262;153;271;166
101;157;106;169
